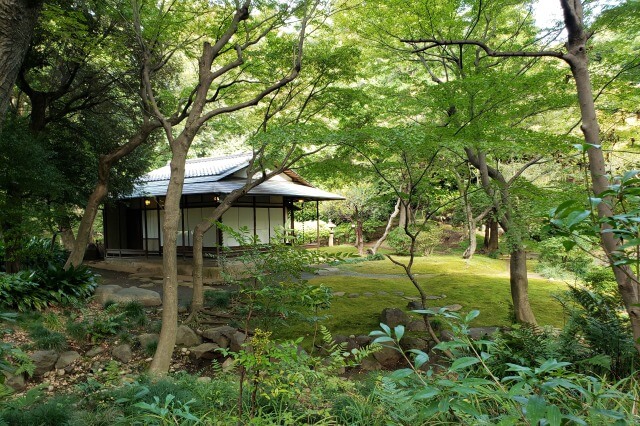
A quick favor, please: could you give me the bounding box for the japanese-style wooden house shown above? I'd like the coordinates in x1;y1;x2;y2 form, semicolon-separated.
103;153;343;257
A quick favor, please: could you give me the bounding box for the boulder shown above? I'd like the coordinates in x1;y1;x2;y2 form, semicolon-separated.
407;301;425;310
55;351;80;371
407;319;427;332
107;287;162;307
31;350;58;376
138;333;160;349
444;304;463;312
229;331;247;352
373;346;402;368
360;356;382;371
202;325;236;342
468;327;500;340
175;325;202;347
400;337;430;352
112;344;132;363
94;285;123;304
355;335;372;347
3;372;25;392
190;343;220;360
380;308;409;328
86;346;104;357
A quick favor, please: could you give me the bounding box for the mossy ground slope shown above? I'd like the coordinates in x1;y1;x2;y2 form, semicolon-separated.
275;246;567;341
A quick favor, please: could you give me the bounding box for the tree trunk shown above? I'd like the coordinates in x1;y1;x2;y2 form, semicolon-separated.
0;0;42;128
65;124;158;269
149;147;187;375
462;218;477;260
509;249;536;324
560;0;640;353
356;218;364;256
371;198;400;255
59;221;76;251
486;218;499;252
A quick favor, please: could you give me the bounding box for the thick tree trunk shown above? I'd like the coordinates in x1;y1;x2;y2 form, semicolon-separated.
371;198;401;255
509;249;536;324
0;0;42;128
149;148;187;375
560;0;640;352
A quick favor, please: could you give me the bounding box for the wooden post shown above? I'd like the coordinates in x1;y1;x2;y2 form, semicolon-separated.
143;199;148;258
156;197;161;255
316;200;320;248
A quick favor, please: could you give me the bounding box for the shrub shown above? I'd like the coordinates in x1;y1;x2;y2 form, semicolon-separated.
0;264;97;312
16;237;67;271
204;290;235;309
0;271;49;311
386;224;443;256
535;237;593;278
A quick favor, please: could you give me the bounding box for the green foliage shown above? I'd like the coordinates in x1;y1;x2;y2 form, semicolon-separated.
27;324;68;351
371;309;639;424
14;238;67;272
218;225;346;331
0;264;97;311
0;272;47;311
67;302;147;344
386;224;443;256
535;237;594;278
0;313;35;385
557;285;637;378
204;290;235;310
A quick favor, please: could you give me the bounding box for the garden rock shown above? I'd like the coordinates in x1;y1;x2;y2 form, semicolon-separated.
380;308;409;328
176;325;202;347
407;319;427;332
3;372;25;392
355;335;372;347
112;344;132;363
400;337;430;352
94;285;123;304
202;325;236;342
468;327;500;340
230;331;247;352
407;301;424;310
31;350;59;376
86;346;104;357
190;343;220;360
373;346;402;368
138;333;159;349
107;287;162;307
444;304;462;312
55;351;80;371
360;356;382;371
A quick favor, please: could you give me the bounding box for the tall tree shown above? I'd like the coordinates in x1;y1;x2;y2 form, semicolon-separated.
131;0;319;375
402;0;640;352
0;0;42;128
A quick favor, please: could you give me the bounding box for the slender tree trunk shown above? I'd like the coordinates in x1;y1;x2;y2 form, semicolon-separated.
560;0;640;352
483;221;490;250
487;219;499;252
65;124;158;268
462;218;477;260
59;220;76;251
509;249;536;324
371;198;400;255
149;147;187;374
0;0;42;128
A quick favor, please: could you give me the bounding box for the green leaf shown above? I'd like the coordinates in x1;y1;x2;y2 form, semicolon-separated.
525;395;547;424
394;324;405;341
562;240;577;251
546;404;562;426
464;310;480;322
450;356;480;371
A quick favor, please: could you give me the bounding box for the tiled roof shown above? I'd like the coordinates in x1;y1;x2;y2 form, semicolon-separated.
125;153;344;201
143;152;253;182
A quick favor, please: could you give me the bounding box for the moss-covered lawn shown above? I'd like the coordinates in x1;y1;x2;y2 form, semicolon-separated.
273;247;567;342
